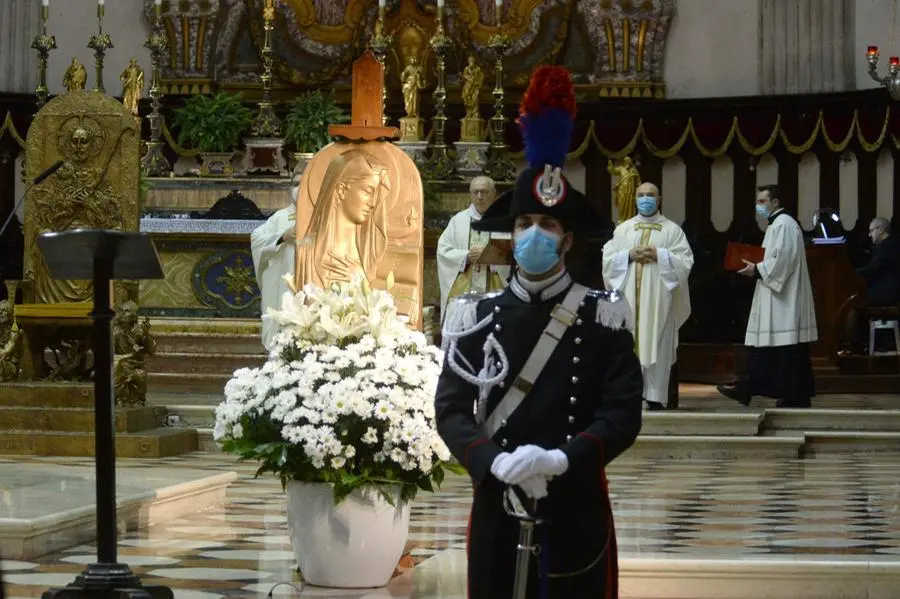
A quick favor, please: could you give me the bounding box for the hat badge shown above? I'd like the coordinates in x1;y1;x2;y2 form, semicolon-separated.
533;164;566;207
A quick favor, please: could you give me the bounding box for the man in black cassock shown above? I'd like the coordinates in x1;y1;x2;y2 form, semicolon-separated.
434;66;643;599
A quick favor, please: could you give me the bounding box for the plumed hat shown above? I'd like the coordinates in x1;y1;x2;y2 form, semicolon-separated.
472;66;600;233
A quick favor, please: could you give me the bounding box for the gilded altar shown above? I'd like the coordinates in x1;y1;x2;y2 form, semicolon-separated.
142;0;675;98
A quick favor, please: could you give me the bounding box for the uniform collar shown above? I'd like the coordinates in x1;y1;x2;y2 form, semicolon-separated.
510;269;572;303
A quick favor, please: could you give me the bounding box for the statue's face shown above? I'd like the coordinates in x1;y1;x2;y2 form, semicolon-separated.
70;127;91;160
340;174;380;224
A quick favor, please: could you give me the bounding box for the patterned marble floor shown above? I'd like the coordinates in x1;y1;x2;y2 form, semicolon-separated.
2;451;900;598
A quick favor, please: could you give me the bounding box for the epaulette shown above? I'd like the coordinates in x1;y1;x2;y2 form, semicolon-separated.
442;291;504;337
585;288;633;332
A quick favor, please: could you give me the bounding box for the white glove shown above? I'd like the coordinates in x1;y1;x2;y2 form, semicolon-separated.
492;445;569;484
490;452;513;482
518;475;548;500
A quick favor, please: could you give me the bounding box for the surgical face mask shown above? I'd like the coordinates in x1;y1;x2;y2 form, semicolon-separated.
636;195;658;216
513;224;562;275
755;203;770;218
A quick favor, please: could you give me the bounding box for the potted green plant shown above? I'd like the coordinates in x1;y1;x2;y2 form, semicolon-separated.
283;91;348;174
172;92;253;176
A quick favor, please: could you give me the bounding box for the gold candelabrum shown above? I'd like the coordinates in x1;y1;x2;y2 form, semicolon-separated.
87;3;114;93
484;32;515;182
141;3;171;176
866;46;900;100
424;9;456;180
31;5;57;109
368;6;393;126
251;0;282;137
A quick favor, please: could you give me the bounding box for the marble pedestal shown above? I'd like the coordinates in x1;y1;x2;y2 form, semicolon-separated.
454;141;489;177
396;141;429;167
242;137;288;176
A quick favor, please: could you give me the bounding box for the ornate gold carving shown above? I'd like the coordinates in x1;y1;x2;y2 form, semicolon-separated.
399;116;424;142
608;156;641;224
401;56;426;118
120;58;145;116
113;300;155;406
295;142;424;329
62;58;87;92
462;56;484;120
0;301;21;382
24;91;140;306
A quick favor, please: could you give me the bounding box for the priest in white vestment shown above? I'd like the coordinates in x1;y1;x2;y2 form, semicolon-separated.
436;176;511;321
251;176;299;350
718;184;817;408
602;182;694;410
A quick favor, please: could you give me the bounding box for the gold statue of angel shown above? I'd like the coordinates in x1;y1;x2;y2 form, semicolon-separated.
608;156;641;224
120;58;144;116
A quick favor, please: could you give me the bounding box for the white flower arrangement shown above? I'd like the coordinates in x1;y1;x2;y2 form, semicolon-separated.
214;274;458;504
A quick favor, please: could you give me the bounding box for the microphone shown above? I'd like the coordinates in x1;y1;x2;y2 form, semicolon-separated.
0;160;66;239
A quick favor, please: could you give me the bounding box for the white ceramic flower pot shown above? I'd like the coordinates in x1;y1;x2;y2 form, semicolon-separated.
286;481;411;588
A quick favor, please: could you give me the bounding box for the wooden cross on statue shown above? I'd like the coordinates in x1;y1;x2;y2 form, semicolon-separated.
329;51;400;141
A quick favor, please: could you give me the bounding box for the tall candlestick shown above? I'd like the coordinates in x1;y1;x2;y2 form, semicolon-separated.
32;0;56;108
88;0;113;92
42;0;50;7
142;1;170;176
98;0;104;4
437;0;444;6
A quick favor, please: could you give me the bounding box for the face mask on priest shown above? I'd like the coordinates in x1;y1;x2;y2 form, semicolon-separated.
635;183;661;217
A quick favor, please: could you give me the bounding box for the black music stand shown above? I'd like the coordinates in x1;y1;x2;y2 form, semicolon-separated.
37;230;173;599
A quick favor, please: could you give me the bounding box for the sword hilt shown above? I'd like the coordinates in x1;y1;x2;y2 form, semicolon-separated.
503;485;542;522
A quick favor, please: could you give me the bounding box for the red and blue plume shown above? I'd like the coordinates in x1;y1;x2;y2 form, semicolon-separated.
518;66;577;169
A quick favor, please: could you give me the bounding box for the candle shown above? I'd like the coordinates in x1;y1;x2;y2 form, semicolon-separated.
437;0;444;6
155;0;162;5
495;0;502;24
868;45;879;55
98;0;104;5
42;0;49;6
378;0;385;7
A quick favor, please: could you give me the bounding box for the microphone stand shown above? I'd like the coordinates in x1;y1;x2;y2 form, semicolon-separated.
0;163;65;240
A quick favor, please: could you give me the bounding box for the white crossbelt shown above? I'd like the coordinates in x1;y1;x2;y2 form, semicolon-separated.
483;283;589;438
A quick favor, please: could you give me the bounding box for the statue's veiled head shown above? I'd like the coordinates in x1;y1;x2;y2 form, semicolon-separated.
319;149;390;226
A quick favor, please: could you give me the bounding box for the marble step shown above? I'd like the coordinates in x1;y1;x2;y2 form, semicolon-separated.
152;331;265;356
0;382;94;408
799;431;900;455
149;317;260;335
148;352;265;376
763;408;900;432
148;372;230;395
0;406;163;433
629;435;804;460
148;392;223;407
641;412;762;436
0;428;198;458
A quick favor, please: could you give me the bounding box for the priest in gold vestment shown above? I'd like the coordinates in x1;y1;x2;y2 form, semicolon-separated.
436;176;510;321
602;182;694;410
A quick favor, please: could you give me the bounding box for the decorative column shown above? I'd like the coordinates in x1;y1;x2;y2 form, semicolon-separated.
31;3;56;108
87;2;113;94
424;3;456;181
759;0;854;94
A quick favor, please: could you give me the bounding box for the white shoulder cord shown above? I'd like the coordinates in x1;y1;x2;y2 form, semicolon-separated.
441;299;510;423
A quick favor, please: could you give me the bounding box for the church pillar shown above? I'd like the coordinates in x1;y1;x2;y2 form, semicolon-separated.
759;0;855;95
0;0;41;94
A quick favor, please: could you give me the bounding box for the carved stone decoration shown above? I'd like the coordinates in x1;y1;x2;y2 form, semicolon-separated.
576;0;676;97
142;0;222;93
113;300;155;406
0;300;21;382
24;91;140;305
449;0;576;86
295;143;424;329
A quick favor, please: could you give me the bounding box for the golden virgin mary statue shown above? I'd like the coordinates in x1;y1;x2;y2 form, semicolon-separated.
294;148;391;288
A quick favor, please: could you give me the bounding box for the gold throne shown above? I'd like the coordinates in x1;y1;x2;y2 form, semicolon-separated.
15;91;141;380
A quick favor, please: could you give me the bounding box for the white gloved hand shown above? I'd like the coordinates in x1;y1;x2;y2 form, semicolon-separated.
518;475;548;500
490;452;513;482
493;445;569;484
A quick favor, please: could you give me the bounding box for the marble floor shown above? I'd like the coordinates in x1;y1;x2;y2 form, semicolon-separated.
2;450;900;598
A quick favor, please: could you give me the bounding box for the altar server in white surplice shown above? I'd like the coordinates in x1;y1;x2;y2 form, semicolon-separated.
436;176;510;321
602;182;694;410
251;176;299;350
718;184;817;408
